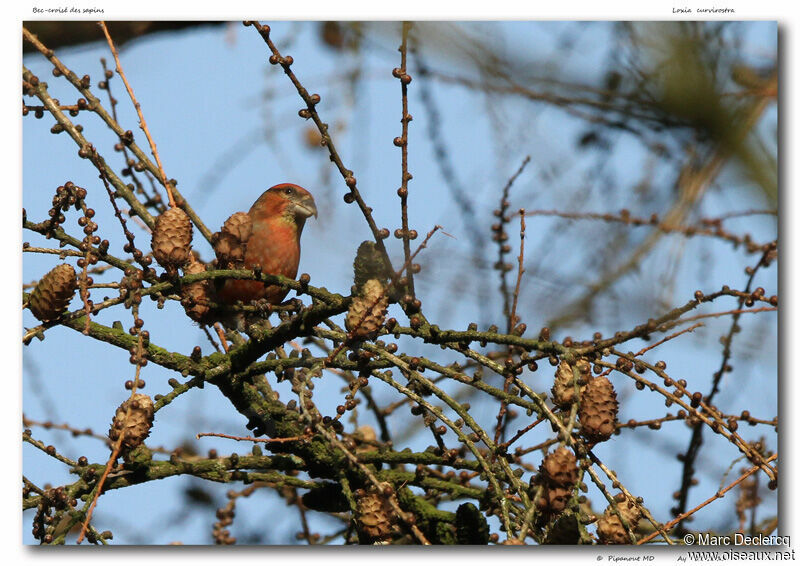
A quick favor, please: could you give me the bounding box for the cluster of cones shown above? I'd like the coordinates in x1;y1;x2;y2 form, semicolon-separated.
542;359;636;543
107;393;155;461
152;206;261;327
345;241;391;340
552;359;619;444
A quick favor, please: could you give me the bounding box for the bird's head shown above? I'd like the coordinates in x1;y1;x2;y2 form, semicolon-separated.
250;183;318;229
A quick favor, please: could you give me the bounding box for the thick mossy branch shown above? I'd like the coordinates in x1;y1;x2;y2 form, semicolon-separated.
358;449;482;472
390;323;568;355
226;300;350;373
396;486;459;544
22;453;309;511
58;313;203;376
385;472;483;500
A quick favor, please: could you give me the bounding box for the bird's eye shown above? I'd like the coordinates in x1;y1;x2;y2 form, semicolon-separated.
284;187;294;195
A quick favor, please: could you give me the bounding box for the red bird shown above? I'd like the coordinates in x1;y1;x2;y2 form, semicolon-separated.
214;183;317;327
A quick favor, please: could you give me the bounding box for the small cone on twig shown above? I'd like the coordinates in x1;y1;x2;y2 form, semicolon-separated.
540;446;579;488
152;207;193;273
212;212;251;269
533;446;579;516
345;240;392;340
346;279;389;340
108;393;155;459
579;376;618;443
209;211;255;330
354;483;399;543
596;496;642;544
552;359;590;408
28;263;77;322
539;485;573;515
180;255;213;323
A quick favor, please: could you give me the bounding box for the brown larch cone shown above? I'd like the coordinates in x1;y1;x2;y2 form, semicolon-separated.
578;375;618;443
212;211;251;268
180;256;212;323
540;446;579;488
346;278;388;340
28;263;77;322
538;485;573;515
534;446;579;516
152;207;193;272
108;393;155;458
551;359;590;407
355;484;398;543
552;360;585;408
596;497;642;544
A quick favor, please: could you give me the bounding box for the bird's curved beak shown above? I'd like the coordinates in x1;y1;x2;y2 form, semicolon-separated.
291;193;318;220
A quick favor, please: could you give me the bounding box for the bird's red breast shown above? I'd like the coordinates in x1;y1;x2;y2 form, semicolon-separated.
216;183;317;307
